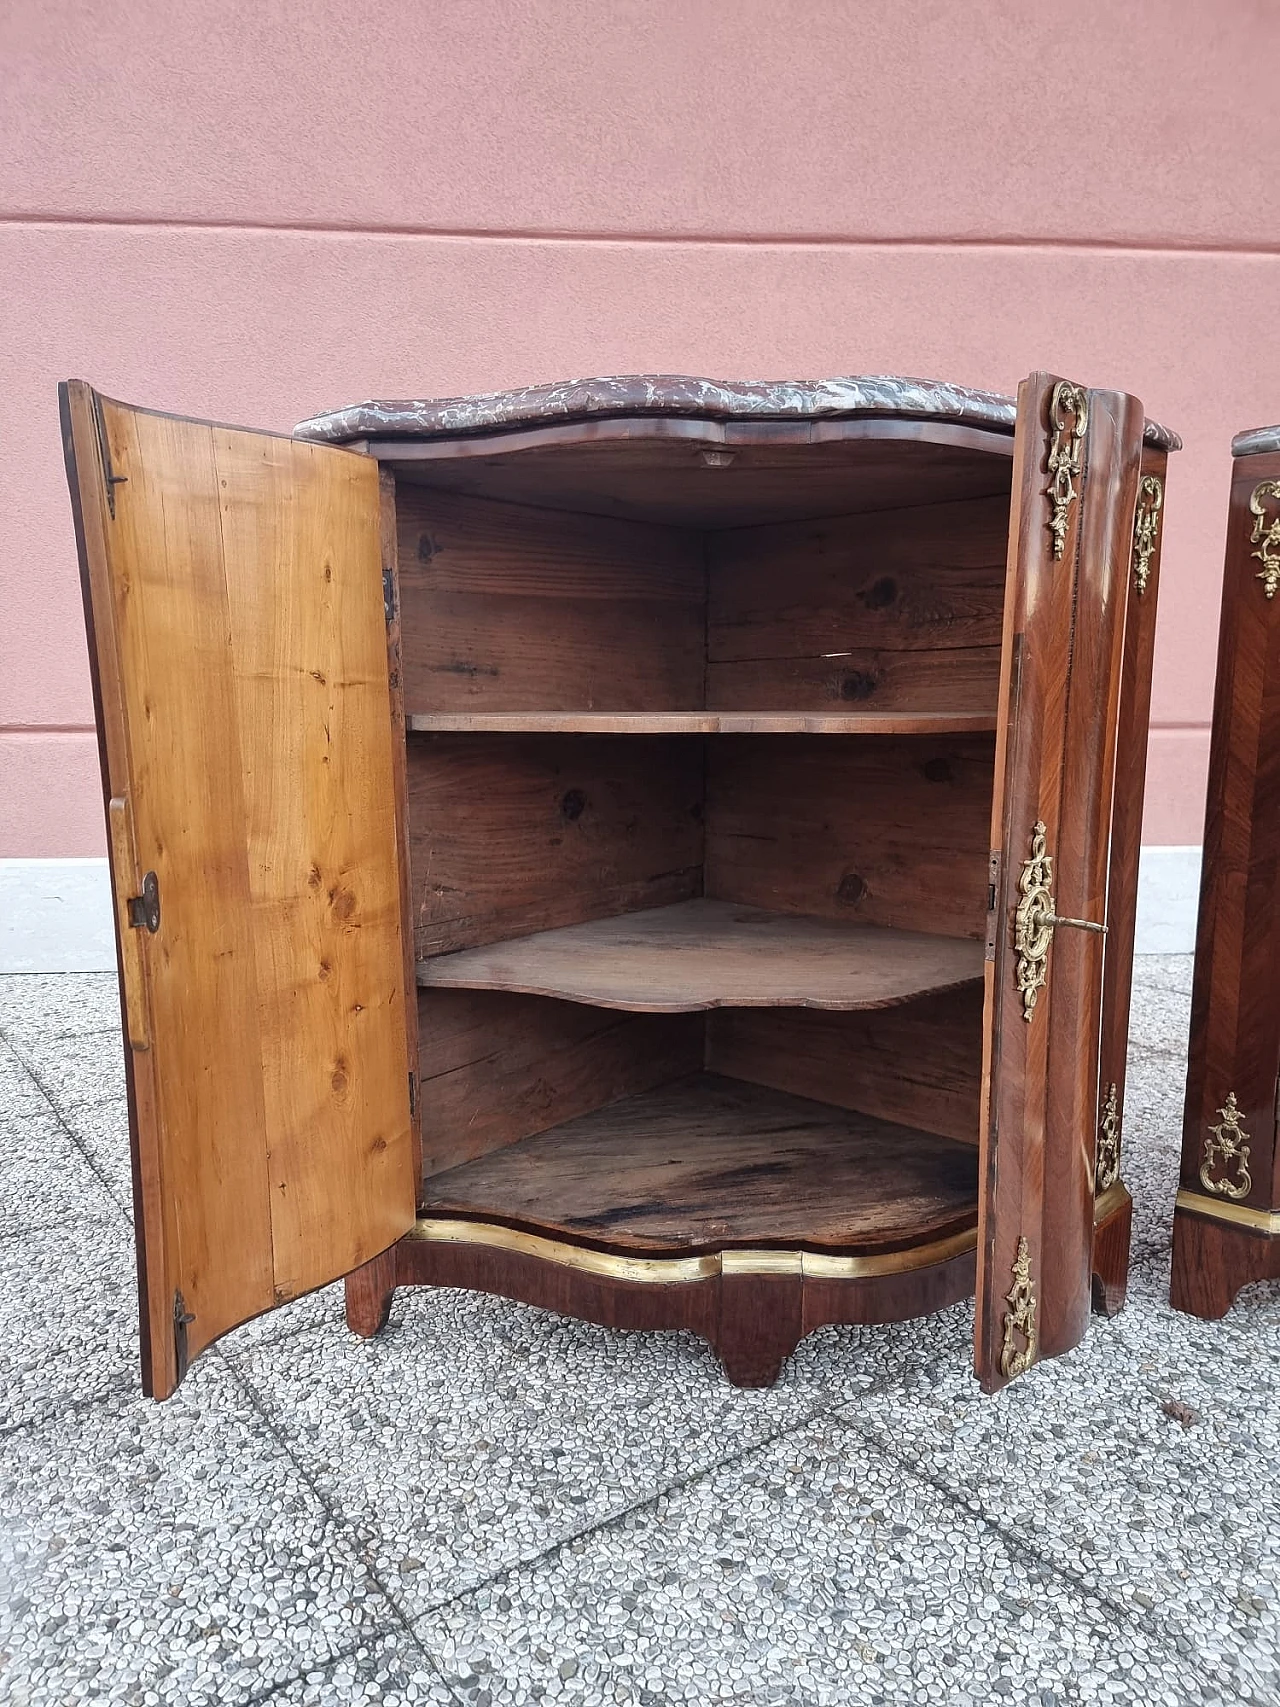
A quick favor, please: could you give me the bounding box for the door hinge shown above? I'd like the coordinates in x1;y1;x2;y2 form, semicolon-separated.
383;563;398;625
90;390;128;519
126;871;160;933
173;1289;195;1382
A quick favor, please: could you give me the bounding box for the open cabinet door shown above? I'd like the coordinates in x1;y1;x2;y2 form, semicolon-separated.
976;373;1143;1391
61;383;417;1398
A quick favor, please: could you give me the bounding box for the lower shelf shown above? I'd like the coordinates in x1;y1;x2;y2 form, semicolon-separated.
420;1072;979;1257
418;898;984;1012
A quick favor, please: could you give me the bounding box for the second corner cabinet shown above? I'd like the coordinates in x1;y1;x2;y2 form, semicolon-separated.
61;371;1178;1401
1172;421;1280;1316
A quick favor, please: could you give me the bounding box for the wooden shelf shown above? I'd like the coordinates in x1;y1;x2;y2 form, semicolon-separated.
417;898;984;1012
421;1072;979;1254
406;710;998;736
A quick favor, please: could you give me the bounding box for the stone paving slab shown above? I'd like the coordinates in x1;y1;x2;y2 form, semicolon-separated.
1;960;1277;1707
45;1095;137;1222
7;1024;127;1117
0;1356;400;1706
230;1296;831;1622
265;1633;460;1706
834;1269;1280;1705
0;971;124;1047
0;1214;139;1433
0;1088;118;1241
1120;1048;1189;1263
417;1412;1226;1707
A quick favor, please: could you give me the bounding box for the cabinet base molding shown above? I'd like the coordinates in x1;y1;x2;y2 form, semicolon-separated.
345;1215;979;1387
1171;1198;1280;1320
1174;1188;1280;1235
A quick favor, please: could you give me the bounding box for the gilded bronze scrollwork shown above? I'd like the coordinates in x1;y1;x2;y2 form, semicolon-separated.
1131;475;1163;595
1250;481;1280;599
1015;822;1055;1020
1096;1082;1121;1193
1200;1092;1252;1200
1013;821;1107;1021
1000;1236;1038;1379
1045;381;1089;559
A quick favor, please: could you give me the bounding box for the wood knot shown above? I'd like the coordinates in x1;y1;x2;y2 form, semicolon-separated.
836;873;868;906
838;671;878;702
560;789;587;822
860;576;897;610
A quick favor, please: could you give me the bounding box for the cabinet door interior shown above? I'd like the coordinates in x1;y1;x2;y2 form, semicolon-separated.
61;383;417;1398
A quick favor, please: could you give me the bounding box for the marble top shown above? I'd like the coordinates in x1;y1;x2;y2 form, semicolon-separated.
1233;425;1280;458
295;374;1181;452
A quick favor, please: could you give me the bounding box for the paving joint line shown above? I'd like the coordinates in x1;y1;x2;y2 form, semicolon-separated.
407;1380;903;1623
834;1409;1260;1705
1;1042;135;1226
217;1348;472;1707
0;1213;124;1244
0;1370;138;1440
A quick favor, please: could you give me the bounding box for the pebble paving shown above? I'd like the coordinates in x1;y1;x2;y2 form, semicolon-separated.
0;959;1275;1705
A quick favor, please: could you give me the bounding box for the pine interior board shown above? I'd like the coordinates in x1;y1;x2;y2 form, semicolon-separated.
707;493;1009;714
705;734;995;937
417;898;984;1012
408;733;705;956
418;988;703;1175
707;987;984;1146
705;647;1004;717
388;433;1013;529
407;710;998;735
395;486;705;712
421;1072;980;1253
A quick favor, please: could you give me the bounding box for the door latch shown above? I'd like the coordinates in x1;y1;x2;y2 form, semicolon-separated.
1014;821;1105;1020
127;871;160;933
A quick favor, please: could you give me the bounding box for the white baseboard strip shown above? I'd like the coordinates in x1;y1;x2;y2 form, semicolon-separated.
0;847;1206;975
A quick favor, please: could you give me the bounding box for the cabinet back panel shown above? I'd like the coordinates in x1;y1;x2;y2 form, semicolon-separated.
707;494;1008;712
418;988;703;1176
409;734;704;957
395;487;705;712
704;734;993;938
707;986;984;1145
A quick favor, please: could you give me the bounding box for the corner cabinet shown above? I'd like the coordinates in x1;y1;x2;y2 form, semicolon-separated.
60;373;1178;1400
1171;423;1280;1316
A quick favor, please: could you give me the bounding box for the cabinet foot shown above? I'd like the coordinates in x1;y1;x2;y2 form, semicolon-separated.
712;1274;802;1388
1091;1190;1133;1317
1170;1209;1280;1319
345;1245;399;1339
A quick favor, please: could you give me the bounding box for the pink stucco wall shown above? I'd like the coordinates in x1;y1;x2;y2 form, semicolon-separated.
4;0;1278;856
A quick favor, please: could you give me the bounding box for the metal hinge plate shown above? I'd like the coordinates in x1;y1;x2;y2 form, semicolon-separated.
173;1289;195;1382
91;390;128;518
985;851;1001;962
127;871;160;933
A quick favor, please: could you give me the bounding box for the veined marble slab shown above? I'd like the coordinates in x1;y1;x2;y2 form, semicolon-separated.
295;373;1180;451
